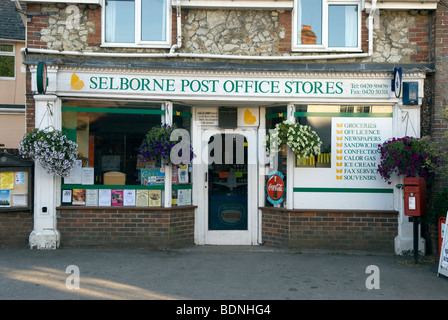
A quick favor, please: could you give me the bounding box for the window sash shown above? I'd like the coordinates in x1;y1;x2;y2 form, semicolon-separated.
103;0;171;47
293;0;361;51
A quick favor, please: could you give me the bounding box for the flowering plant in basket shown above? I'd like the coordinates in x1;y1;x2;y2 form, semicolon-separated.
19;127;78;177
377;136;443;185
266;120;322;159
138;124;195;165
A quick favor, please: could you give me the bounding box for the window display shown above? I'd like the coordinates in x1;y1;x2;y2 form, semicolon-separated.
60;100;192;207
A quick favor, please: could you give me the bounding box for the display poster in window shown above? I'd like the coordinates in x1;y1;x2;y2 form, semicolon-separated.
85;189;98;206
62;189;72;205
148;190;162;207
98;189;112;206
123;189;136;206
141;168;165;185
72;189;86;206
178;165;189;184
111;189;124;206
136;189;149;207
177;189;191;206
81;167;94;185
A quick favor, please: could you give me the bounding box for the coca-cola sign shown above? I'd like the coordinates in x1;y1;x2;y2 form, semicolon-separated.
267;171;284;205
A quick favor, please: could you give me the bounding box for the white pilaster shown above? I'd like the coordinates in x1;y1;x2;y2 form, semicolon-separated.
29;95;61;250
393;104;425;255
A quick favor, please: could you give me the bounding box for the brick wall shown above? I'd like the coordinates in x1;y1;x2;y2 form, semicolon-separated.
410;13;431;63
261;208;398;252
432;4;448;192
26;4;48;49
87;7;101;48
25;71;34;132
57;206;195;249
0;211;33;248
278;10;291;52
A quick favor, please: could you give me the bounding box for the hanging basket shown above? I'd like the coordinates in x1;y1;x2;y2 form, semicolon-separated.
19;127;78;177
266;120;322;159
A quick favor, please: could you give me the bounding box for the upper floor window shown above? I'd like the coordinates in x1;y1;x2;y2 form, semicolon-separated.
293;0;361;51
0;44;15;78
103;0;171;47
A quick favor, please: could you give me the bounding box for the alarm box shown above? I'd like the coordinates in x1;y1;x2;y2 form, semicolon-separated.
403;82;418;105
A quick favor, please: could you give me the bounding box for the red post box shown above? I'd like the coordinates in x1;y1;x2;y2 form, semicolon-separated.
403;177;427;216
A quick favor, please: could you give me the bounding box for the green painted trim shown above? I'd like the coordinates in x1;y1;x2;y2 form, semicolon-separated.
294;112;393;118
174;110;192;118
172;184;192;190
265;112;286;119
62;184;164;190
293;187;393;194
61;106;165;115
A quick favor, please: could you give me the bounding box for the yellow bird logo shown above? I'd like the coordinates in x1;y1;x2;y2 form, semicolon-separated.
70;73;84;90
244;109;257;125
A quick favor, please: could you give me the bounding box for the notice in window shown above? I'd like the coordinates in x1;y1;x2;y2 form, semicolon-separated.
64;160;82;184
332;117;392;184
196;111;218;126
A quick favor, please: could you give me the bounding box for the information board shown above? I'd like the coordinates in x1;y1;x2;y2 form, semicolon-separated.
0;170;31;211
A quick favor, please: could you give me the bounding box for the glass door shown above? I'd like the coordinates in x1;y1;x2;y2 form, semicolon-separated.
208;134;248;231
198;129;258;245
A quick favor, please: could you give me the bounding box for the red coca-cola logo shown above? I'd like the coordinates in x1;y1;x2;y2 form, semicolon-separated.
267;174;284;201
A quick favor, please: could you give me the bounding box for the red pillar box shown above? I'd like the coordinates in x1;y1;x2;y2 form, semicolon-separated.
403;177;427;216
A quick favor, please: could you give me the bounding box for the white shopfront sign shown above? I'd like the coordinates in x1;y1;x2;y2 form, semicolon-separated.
49;69;393;101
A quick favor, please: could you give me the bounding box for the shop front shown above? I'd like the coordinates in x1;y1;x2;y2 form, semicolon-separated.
28;64;425;252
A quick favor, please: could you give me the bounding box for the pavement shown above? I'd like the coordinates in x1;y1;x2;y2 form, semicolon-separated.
0;245;447;301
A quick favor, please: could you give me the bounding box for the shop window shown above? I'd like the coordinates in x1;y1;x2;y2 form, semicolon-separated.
103;0;171;47
60;100;171;207
61;100;163;184
293;0;360;51
0;44;15;78
294;105;393;168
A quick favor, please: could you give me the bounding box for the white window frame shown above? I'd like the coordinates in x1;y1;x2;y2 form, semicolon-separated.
0;43;15;80
101;0;172;48
292;0;362;52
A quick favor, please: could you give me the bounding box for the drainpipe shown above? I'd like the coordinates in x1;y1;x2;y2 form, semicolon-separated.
368;0;377;56
169;0;182;54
